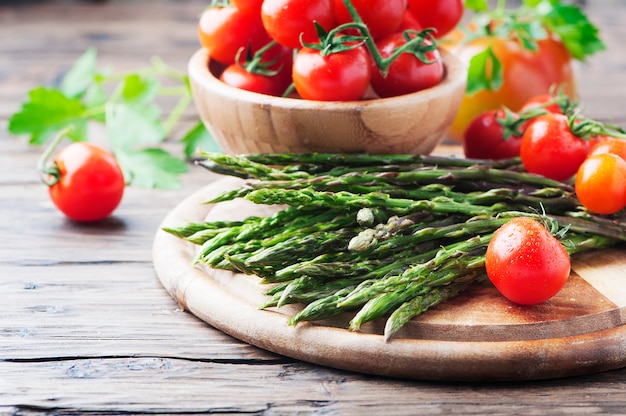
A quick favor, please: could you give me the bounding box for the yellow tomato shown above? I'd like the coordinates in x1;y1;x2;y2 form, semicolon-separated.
446;32;577;142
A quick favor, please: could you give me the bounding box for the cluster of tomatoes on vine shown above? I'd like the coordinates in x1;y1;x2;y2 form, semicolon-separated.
197;0;464;101
463;93;626;215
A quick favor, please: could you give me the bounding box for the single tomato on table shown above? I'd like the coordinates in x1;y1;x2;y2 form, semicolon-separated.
485;217;571;305
43;142;125;222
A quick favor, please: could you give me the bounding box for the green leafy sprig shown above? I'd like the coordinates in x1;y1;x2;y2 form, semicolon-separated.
8;47;221;189
462;0;605;95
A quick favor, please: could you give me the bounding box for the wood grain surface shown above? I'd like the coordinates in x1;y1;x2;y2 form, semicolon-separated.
6;1;626;414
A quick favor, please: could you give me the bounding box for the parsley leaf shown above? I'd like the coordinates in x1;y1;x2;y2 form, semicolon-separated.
461;0;605;95
106;102;165;151
535;2;605;60
464;0;489;12
115;148;188;189
106;73;165;151
466;46;503;95
181;121;222;158
60;47;98;99
8;87;88;145
8;48;212;189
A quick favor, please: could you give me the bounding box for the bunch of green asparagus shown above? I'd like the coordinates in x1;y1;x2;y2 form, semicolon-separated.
164;152;626;341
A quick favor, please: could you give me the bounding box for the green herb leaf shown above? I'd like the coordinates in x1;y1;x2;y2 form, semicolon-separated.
115;148;188;189
536;1;605;60
464;0;489;12
180;121;222;158
8;48;200;190
8;87;88;145
106;74;165;151
465;45;503;95
509;20;547;51
82;82;107;122
119;73;160;105
106;102;165;151
60;47;98;99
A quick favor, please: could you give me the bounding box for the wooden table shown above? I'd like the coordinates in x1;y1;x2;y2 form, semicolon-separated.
3;1;626;413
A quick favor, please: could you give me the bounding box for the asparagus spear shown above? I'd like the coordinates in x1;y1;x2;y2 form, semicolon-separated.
165;151;626;338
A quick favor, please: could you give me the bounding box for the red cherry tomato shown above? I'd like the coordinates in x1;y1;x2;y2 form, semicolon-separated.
463;109;522;159
485;217;571;305
219;43;293;96
198;6;271;65
370;33;443;98
230;0;264;13
575;153;626;215
520;113;590;181
333;0;407;41
261;0;335;49
292;44;371;101
47;142;125;222
407;0;464;38
220;64;290;96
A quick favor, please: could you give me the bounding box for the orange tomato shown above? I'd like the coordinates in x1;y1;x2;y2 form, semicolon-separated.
447;32;577;142
575;153;626;215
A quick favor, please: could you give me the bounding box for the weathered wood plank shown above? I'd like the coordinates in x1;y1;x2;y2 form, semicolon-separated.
2;358;626;415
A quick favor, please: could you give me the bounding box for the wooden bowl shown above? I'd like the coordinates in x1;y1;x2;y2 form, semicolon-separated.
188;47;467;155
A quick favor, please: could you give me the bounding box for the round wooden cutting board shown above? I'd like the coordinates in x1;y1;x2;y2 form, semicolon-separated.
153;177;626;381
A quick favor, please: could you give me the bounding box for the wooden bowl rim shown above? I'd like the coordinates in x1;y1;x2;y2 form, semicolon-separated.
188;46;467;111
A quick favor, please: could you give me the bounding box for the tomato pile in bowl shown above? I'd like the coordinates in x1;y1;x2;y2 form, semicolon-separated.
188;0;466;155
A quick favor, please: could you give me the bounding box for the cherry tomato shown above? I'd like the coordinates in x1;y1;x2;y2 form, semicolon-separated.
463;109;522;159
407;0;464;38
292;44;371;101
261;0;335;49
198;6;271;65
485;217;571;305
589;137;626;161
220;64;290;96
520;113;590;181
230;0;264;13
47;143;125;222
575;153;626;215
333;0;406;41
370;33;443;98
219;43;293;96
448;33;576;141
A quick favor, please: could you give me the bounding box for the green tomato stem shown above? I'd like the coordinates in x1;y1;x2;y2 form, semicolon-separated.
339;0;439;77
163;94;193;136
37;126;74;187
